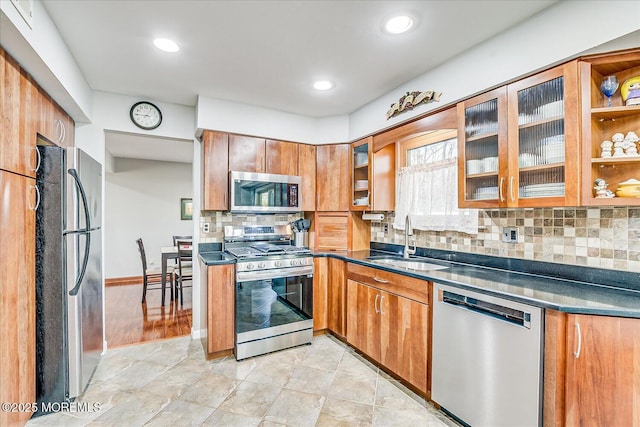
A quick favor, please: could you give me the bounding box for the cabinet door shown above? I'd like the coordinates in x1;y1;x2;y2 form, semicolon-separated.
372;143;395;211
565;314;640;426
202;131;229;210
0;171;36;427
316;144;350;211
346;280;380;361
228;135;266;173
315;212;349;251
506;61;579;207
266;139;298;175
1;49;38;177
457;86;508;208
207;264;235;354
312;257;328;331
380;292;429;393
298;143;316;211
351;137;371;211
327;258;347;339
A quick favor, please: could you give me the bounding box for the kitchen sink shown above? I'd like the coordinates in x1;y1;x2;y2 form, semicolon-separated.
367;257;449;271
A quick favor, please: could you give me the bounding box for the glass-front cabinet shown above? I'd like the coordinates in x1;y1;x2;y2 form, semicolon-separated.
351;137;371;211
458;62;579;208
457;87;508;208
580;49;640;206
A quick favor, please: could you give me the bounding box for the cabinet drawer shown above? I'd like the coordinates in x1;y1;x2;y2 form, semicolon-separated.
347;263;429;305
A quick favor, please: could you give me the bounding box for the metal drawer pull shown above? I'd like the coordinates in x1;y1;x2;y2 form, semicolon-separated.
374;294;380;313
373;277;389;284
32;146;41;172
499;176;505;202
509;176;515;202
28;185;41;211
574;322;582;358
380;295;384;315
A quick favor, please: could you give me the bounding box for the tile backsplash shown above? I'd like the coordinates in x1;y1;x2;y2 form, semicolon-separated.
200;207;640;272
371;207;640;272
199;211;303;242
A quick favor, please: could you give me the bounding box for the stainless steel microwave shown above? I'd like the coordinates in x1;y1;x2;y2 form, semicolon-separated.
229;171;302;213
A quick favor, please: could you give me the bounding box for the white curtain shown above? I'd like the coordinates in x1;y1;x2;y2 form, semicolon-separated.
393;139;478;234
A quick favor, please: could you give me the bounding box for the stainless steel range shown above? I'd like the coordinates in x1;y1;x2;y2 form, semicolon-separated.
225;226;313;360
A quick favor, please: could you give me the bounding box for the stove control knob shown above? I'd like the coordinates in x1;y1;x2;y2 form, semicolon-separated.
274;260;282;267
290;259;297;266
258;262;266;269
246;263;255;270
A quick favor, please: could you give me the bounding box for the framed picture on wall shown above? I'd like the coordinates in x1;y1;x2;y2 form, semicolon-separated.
180;198;193;220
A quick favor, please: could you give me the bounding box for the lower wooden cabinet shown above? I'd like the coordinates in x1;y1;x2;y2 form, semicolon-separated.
327;258;347;339
312;257;328;332
204;262;235;356
346;274;429;394
314;212;370;251
0;170;36;427
545;310;640;426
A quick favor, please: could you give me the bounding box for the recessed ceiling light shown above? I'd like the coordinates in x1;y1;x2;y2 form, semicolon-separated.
313;80;334;91
385;15;414;34
153;38;179;53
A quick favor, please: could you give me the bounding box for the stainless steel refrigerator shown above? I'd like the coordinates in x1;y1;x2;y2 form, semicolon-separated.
34;144;103;413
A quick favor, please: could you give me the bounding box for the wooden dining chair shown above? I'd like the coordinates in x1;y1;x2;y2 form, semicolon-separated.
172;235;192;246
173;239;193;305
136;238;174;304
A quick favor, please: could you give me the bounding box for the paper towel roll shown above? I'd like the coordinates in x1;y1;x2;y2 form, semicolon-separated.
362;213;384;221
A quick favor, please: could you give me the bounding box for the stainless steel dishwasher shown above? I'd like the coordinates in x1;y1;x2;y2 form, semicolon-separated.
432;283;543;427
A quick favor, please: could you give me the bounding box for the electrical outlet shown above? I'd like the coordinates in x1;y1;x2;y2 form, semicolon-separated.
203;222;210;233
502;227;518;243
383;223;389;234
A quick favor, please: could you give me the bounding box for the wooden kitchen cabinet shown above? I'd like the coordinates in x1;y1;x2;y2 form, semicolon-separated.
37;90;74;148
298;143;316;211
316;143;350;211
228;134;265;173
312;257;328;332
314;212;370;251
351;137;372;211
327;258;347;339
201;130;229;210
266;139;298;175
346;263;429;394
1;47;39;178
371;142;395;211
544;310;640;426
564;313;640;426
579;48;640;206
0;170;36;427
458;61;580;208
204;262;235;357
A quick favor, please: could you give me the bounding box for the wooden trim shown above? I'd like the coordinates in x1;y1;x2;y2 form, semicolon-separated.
106;276;143;286
544;309;567;427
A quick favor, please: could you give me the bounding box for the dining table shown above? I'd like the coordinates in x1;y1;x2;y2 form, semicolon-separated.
160;242;192;305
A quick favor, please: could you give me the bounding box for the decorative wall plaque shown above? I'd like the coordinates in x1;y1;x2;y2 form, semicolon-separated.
386;90;442;120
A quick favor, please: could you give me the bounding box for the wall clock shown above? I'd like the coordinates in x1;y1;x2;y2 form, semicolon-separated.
130;101;162;130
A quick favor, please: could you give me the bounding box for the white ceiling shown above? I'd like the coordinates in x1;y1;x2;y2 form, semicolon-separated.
41;0;558;163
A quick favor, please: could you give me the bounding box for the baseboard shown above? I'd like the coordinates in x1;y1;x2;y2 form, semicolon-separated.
191;327;207;340
105;276;142;286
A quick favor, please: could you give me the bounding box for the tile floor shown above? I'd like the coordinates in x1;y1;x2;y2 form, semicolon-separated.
27;334;460;426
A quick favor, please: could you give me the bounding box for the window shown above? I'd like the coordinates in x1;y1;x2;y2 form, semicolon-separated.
394;130;478;234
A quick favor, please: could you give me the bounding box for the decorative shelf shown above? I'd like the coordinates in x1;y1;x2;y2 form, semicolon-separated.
518;162;565;172
592;157;640;165
591;105;640;120
465;131;499;143
517;116;563;130
466;171;498;178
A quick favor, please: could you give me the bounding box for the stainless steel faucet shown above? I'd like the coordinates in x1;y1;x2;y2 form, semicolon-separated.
403;214;416;259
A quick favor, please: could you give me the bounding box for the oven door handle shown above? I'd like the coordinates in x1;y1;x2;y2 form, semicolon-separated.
236;266;314;282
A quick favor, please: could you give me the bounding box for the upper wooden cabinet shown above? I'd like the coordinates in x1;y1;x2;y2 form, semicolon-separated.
202;130;229;210
351;137;372;211
458;61;580;208
298;143;316;211
228;135;265;173
38;91;74;148
266;139;298;175
372;141;396;211
316;143;350;211
228;135;299;174
579;49;640;206
0;48;39;178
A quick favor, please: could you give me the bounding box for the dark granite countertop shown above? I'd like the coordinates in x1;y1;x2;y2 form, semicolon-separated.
198;243;235;265
315;243;640;319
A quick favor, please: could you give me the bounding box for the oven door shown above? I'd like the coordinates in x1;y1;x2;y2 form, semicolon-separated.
235;268;313;358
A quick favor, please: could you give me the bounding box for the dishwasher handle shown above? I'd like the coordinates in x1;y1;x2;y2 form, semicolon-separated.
441;290;531;329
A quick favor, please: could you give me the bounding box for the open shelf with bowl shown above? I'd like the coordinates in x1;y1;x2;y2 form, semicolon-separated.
580;48;640;206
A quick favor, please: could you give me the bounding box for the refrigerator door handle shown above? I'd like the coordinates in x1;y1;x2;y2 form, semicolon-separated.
66;168;93;296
